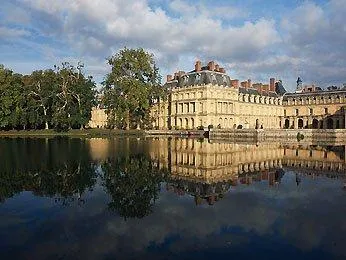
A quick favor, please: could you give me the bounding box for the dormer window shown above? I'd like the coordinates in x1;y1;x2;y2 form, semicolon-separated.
222;75;227;85
211;73;217;84
182;75;189;85
195;73;201;84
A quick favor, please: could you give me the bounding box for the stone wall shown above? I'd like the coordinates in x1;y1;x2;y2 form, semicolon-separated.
210;129;346;143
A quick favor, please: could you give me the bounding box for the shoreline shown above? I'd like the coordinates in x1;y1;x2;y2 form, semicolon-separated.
1;129;345;143
0;129;146;138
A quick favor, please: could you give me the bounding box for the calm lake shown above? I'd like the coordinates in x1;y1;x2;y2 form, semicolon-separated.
0;137;345;259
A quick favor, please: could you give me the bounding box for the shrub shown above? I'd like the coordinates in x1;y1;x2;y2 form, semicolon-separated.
297;132;304;141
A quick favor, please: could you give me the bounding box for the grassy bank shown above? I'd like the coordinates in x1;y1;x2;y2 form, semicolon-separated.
0;129;146;138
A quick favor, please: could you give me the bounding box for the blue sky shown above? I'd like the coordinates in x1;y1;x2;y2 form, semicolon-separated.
1;0;345;91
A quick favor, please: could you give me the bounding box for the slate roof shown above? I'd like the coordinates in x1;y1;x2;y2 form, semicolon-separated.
275;81;287;95
283;89;346;99
239;87;259;95
238;88;279;97
165;71;232;88
164;68;288;97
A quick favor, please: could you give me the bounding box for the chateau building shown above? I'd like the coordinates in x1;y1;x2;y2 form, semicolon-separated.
88;60;346;130
151;61;346;130
88;107;107;128
282;86;346;129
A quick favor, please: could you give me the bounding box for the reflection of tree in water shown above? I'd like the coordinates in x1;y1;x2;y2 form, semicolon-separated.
0;138;98;205
101;155;168;219
324;145;345;160
32;161;97;206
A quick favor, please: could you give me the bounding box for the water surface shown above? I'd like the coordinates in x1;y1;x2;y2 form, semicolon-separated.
0;137;345;259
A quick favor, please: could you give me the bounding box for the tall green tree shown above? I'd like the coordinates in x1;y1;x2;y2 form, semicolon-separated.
0;65;24;130
25;69;57;129
103;48;165;129
0;62;96;131
52;62;96;130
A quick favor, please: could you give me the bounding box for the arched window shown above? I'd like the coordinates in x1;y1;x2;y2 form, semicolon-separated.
312;119;318;129
284;119;290;129
327;118;333;129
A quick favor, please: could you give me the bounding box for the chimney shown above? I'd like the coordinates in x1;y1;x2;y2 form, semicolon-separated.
166;74;173;82
207;61;215;71
248;79;252;88
240;81;248;88
219;68;226;73
269;78;275;92
231;79;239;88
195;60;201;72
215;64;220;72
252;83;261;93
261;85;265;94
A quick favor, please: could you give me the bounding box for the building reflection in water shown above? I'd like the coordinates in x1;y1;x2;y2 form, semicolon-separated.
146;138;346;205
1;137;344;210
86;137;346;206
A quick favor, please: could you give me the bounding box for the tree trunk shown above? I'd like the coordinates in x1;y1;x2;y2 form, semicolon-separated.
125;110;130;130
136;119;142;130
43;107;49;130
68;113;71;130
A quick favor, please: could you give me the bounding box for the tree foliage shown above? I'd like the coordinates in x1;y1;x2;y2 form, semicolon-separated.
103;48;165;129
0;63;96;131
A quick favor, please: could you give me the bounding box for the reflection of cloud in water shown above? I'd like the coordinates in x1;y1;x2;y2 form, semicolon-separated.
1;172;345;259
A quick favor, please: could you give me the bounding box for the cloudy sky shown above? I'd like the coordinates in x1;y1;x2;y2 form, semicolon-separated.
1;0;346;91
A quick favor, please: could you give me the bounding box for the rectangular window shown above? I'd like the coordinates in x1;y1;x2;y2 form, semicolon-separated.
309;108;313;115
284;109;286;117
324;107;328;114
296;109;299;116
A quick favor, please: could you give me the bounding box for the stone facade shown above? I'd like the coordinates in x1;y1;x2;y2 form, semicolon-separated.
282;87;346;129
152;61;346;130
88;107;107;128
88;61;346;130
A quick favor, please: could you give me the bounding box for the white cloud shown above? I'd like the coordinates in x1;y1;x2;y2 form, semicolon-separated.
0;26;31;38
280;1;346;87
2;0;346;88
169;0;246;20
14;0;279;79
